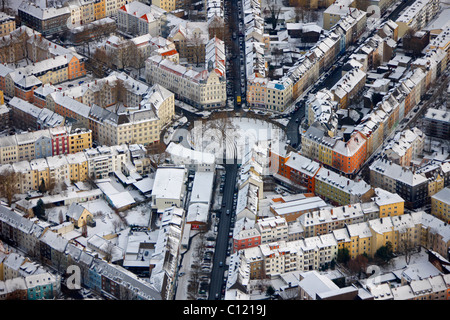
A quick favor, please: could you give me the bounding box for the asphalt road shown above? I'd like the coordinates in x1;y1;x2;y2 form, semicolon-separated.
208;161;238;300
285;101;306;148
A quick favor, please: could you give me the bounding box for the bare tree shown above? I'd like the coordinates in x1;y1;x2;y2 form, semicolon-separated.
58;210;64;224
190;32;206;67
86;47;110;78
0;168;20;206
347;254;368;279
128;43;147;77
112;219;123;234
208;16;228;41
0;0;11;14
104;241;115;263
398;231;416;265
117;40;136;70
113;78;128;108
265;0;282;31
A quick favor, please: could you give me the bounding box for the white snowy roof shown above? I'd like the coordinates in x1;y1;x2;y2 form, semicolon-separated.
151;167;186;200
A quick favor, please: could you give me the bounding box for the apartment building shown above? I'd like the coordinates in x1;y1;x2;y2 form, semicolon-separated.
373;187;405;218
117;2;164;37
314;167;373;206
255;216;289;244
0;206;162;300
370;158;445;209
330;67;367;109
284;154;322;192
233;227;261;253
239;210;449;280
306;89;338;130
89;104;160;147
9;97;65;132
168;22;209;65
322;0;356;30
384;127;424;166
146;55;226;109
152;0;181;12
331;131;367;176
84;145;130;179
46;154;71;185
423;108;450;140
18;1;71;36
431;187;450;223
29;158;50;191
0;12;15;37
68;0;96;27
65;152;89;182
396;0;440;38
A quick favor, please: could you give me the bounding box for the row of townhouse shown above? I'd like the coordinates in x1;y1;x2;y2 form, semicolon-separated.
271;148;373;205
288;20;444;180
368;272;450;300
0;144;133;194
298;187;405;238
0;204;162;300
0;29;87;102
237;210;450;280
232;187;403;252
3;53;86;101
242;0;266;81
356;44;447;154
18;0;129;35
32;72;175;146
370;157;450;209
297;25;402;175
315;46;448;177
0;124;92;165
0;251;61;300
246;8;367;112
0;26;75;65
8;96;65;132
0;272;60;300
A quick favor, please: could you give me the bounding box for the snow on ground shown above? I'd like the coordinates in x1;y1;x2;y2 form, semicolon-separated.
188;117;287;161
123;203;152;227
377;250;430;274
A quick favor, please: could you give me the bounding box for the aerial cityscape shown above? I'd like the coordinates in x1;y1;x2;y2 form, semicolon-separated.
0;0;448;303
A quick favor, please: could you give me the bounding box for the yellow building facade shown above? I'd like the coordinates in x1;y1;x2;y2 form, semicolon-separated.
68;129;92;154
431;187;450;224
